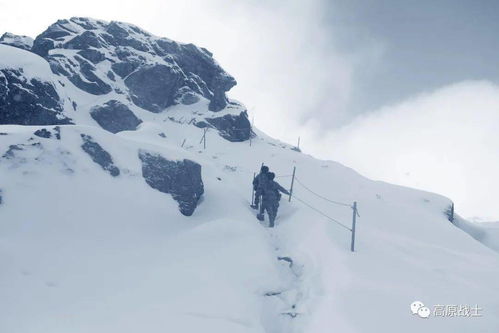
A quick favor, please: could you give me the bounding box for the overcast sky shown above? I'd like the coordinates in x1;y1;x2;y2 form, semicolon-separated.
1;0;499;219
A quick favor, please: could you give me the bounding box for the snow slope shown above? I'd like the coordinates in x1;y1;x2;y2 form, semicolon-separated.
454;217;499;253
1;18;499;333
1;121;499;332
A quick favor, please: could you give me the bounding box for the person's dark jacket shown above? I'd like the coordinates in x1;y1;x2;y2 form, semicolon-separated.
253;172;269;191
263;180;290;203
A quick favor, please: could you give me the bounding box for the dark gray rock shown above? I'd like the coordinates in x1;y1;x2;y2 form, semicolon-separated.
2;142;42;159
103;22;150;52
206;111;252;142
111;61;138;78
193;121;209;129
125;64;183;112
33;126;61;139
176;86;200;105
77;49;106;64
34;128;52;138
0;69;72;125
106;21;130;39
80;134;120;177
208;75;236;111
139;150;203;216
54;126;61;139
46;54;112;95
66;56;112;95
107;71;115;81
64;31;102;50
90;100;142;133
170;43;236;111
2;144;23;159
32;38;55;57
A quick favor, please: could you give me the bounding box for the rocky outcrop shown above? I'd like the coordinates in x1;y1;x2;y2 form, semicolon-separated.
2;142;43;160
90;100;142;133
139;150;203;216
31;17;236;110
206;111;252;142
33;126;62;139
0;32;34;51
80;134;120;177
0;69;72;125
34;128;52;138
48;54;112;95
124;64;183;112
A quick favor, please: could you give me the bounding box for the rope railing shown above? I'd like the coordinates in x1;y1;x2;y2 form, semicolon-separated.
294;177;352;207
248;166;360;251
284;167;359;252
293;194;352;231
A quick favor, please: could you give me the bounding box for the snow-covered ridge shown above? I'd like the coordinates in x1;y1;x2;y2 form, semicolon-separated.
0;32;33;51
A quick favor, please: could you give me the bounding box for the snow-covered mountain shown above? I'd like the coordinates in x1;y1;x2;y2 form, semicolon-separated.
1;17;498;333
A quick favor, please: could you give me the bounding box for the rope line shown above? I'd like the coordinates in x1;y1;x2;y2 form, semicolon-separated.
294;177;351;207
293;194;352;231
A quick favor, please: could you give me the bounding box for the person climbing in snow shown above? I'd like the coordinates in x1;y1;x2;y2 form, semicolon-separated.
258;172;290;227
251;165;270;211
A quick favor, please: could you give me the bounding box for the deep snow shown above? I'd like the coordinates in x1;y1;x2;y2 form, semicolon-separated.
1;120;499;332
1;24;499;333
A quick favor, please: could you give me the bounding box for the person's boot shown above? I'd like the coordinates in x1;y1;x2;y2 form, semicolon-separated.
250;204;258;209
257;213;264;221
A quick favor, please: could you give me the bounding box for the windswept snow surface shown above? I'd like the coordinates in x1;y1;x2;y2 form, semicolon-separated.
1;119;498;333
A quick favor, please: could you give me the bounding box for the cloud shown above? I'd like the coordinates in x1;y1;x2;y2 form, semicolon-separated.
307;81;499;219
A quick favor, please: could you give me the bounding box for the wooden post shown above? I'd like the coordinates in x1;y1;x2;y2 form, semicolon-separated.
288;166;296;202
201;128;207;149
199;129;204;144
251;172;256;206
450;203;455;223
351;201;357;252
181;138;186;147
